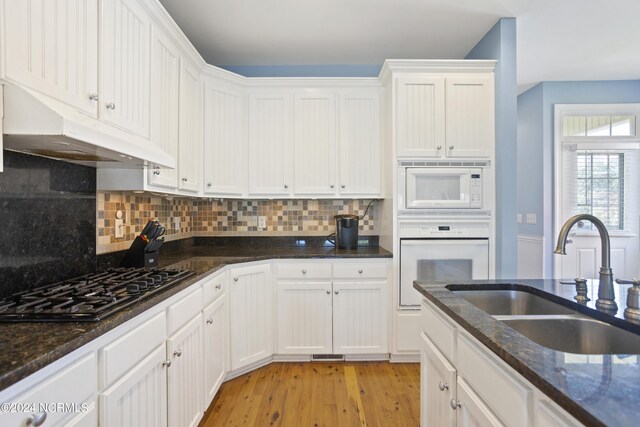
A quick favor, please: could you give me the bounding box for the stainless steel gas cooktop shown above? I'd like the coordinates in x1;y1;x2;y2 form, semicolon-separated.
0;267;194;322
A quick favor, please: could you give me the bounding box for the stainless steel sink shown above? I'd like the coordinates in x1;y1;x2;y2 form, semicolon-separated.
452;290;575;315
501;317;640;354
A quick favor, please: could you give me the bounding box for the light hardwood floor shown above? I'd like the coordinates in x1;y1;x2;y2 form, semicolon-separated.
200;362;420;426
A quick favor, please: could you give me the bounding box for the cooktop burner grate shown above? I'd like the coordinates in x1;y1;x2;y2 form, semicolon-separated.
0;267;194;322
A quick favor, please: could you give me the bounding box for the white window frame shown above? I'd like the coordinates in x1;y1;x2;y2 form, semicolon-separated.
553;104;640;279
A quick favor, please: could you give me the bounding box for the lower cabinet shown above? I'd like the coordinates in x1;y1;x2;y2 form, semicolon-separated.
455;377;503;427
420;332;456;427
167;313;204;427
228;263;273;370
203;293;227;405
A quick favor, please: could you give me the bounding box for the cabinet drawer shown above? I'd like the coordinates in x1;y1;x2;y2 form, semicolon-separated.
457;332;532;427
276;262;332;279
421;299;456;363
167;287;203;335
101;311;166;387
202;271;226;306
1;353;96;427
332;261;387;279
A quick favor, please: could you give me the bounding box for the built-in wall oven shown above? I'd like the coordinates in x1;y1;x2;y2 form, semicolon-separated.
399;221;490;308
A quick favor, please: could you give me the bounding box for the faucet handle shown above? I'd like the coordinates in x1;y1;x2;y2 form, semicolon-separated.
574;278;590;303
616;278;640;287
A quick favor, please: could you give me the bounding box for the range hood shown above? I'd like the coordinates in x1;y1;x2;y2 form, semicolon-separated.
2;84;176;169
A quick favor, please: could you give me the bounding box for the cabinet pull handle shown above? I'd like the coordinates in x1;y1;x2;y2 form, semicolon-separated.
174;349;182;357
162;360;172;368
334;290;339;295
88;93;99;102
450;399;461;409
358;269;363;274
234;277;239;282
438;381;449;391
207;318;214;324
153;166;160;175
215;284;222;290
302;269;307;274
26;411;47;426
105;102;116;110
449;145;454;150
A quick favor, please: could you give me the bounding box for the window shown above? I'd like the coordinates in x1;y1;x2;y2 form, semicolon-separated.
576;152;624;230
563;115;636;137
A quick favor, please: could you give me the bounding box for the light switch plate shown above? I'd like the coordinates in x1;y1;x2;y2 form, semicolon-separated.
526;213;537;224
258;216;266;229
517;214;522;224
174;217;181;231
115;219;124;238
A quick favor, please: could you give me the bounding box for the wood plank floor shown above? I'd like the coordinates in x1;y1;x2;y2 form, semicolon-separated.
200;362;420;427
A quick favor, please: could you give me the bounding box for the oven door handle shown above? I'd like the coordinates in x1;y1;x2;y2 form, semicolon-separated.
401;239;489;246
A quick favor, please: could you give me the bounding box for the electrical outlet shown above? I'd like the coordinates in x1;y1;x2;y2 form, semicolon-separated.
174;217;181;231
258;216;266;229
115;219;124;238
517;214;522;224
526;213;537;224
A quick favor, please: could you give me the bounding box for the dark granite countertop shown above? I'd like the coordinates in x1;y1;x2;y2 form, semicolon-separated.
414;279;640;427
0;244;391;392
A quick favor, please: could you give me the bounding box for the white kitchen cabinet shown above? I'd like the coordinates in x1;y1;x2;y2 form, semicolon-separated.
203;293;227;406
339;91;382;196
3;0;99;116
100;0;151;137
276;280;333;354
148;24;180;189
421;332;456;427
396;76;445;158
332;280;388;354
228;263;273;370
455;378;504;427
293;92;337;195
445;76;493;158
203;79;246;196
100;344;168;427
248;92;293;196
166;313;204;427
178;59;203;192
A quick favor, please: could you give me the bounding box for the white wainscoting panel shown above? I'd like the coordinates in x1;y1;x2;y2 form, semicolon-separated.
517;235;544;279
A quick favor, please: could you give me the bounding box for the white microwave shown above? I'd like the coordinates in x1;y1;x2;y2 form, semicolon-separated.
403;167;483;209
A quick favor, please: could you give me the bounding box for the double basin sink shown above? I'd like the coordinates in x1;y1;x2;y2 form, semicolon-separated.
451;289;640;354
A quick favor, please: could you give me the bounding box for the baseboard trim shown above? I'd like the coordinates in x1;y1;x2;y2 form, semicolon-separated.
390;353;420;363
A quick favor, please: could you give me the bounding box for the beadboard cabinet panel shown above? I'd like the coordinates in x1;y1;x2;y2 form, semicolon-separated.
203;294;227;406
178;60;202;192
421;332;456;427
3;0;99;116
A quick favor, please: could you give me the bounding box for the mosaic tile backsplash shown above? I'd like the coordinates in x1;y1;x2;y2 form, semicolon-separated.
97;192;378;254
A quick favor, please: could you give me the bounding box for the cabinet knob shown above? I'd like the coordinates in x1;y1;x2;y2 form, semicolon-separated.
182;177;188;182
326;290;331;295
438;381;449;391
207;318;213;324
105;102;116;110
174;349;182;357
358;269;363;274
449;145;454;150
330;185;335;189
153;166;160;176
207;183;212;187
450;399;461;410
284;184;289;189
234;277;239;282
215;284;222;290
341;185;346;189
437;145;442;150
302;269;307;274
162;360;172;368
334;290;339;295
88;93;99;102
26;411;47;426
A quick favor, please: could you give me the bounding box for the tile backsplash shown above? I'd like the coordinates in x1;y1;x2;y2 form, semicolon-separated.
97;192;378;254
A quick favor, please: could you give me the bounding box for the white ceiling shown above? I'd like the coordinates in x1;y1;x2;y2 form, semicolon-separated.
159;0;640;93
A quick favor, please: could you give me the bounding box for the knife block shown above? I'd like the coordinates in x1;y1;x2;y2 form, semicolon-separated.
120;236;160;269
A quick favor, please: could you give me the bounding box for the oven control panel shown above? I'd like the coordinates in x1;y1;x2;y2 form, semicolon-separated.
399;221;490;239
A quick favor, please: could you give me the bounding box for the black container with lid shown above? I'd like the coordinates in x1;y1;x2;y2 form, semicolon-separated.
335;214;359;249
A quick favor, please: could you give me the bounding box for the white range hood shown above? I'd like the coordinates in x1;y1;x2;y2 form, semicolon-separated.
2;84;176;169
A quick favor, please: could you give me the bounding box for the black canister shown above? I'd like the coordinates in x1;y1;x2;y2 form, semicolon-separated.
335;214;359;249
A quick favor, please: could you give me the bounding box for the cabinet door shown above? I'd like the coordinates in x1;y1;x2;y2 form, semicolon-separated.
100;0;151;137
293;92;337;195
420;333;456;427
148;25;180;189
396;76;445;158
203;295;227;406
455;378;504;427
100;344;168;427
167;314;204;427
445;76;493;158
248;93;293;196
178;60;203;192
339;92;381;196
276;281;333;354
203;81;246;196
4;0;98;116
229;264;273;370
332;281;388;354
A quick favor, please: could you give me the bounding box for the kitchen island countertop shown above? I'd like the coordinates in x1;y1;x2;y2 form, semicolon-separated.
0;243;391;391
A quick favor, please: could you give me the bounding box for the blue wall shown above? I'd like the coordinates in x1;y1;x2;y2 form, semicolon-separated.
465;18;518;279
517;79;640;277
219;64;382;78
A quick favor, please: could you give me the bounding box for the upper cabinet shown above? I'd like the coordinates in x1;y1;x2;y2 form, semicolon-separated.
3;0;99;116
100;0;151;138
203;78;246;197
391;64;495;159
148;25;180;189
293;91;337;195
178;60;203;193
248;92;294;196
